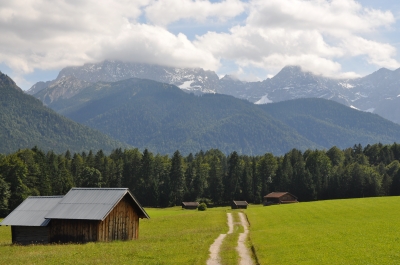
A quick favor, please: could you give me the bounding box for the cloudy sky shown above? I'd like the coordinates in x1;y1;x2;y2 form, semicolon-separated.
1;0;400;90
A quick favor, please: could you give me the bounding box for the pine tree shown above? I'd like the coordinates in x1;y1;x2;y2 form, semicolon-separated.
169;151;185;206
224;151;241;202
257;153;277;199
0;155;31;211
208;156;224;205
0;176;10;216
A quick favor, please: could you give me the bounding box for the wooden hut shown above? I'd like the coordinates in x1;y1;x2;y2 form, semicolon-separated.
0;188;149;244
0;196;63;245
181;202;199;209
263;192;298;206
231;201;248;209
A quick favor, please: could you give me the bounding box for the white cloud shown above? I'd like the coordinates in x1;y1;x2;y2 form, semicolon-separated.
90;24;220;70
145;0;246;26
195;0;399;78
0;0;399;87
247;0;394;34
0;0;219;77
341;36;400;68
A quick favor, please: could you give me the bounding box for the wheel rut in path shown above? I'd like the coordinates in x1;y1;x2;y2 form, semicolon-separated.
236;212;254;265
206;213;233;265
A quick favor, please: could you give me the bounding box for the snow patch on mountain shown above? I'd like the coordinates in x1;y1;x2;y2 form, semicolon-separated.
255;94;273;104
339;82;355;89
179;80;194;90
365;108;375;113
350;105;360;110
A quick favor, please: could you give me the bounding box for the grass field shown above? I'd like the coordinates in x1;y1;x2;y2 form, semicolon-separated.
2;197;400;264
0;207;228;265
247;196;400;265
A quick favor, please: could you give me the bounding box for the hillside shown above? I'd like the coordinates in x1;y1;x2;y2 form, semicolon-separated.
39;77;400;155
47;78;318;155
259;98;400;149
0;72;127;154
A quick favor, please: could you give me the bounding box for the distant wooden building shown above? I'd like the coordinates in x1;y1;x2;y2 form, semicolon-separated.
263;192;298;206
231;201;248;209
182;202;199;209
0;188;149;245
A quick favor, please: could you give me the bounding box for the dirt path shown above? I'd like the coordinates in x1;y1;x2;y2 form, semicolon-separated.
236;212;254;265
207;212;254;265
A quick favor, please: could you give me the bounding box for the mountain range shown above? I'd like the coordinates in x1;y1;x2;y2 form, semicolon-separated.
27;61;400;124
0;71;127;154
25;76;400;155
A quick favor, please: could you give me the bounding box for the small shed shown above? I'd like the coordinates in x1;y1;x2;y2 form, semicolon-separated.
182;202;199;209
231;201;248;209
0;196;63;245
0;188;149;244
263;192;298;206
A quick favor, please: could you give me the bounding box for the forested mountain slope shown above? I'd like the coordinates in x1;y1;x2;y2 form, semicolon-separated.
0;72;127;154
49;78;318;155
260;98;400;150
43;77;400;155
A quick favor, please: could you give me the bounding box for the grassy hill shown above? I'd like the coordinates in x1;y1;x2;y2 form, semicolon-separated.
0;72;127;154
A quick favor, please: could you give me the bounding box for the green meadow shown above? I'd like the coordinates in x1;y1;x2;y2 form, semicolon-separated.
0;207;228;265
1;197;400;264
247;196;400;265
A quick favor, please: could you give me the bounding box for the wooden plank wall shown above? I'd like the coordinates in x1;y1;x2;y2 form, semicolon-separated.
49;219;98;243
12;226;49;245
97;196;139;241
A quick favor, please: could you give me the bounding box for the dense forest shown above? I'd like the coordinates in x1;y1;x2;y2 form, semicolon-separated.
1;143;400;216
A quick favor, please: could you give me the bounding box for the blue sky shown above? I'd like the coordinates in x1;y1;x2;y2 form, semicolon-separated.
1;0;400;90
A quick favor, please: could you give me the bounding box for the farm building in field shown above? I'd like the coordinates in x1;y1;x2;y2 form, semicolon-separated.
0;196;63;245
263;192;298;206
0;188;149;245
182;202;199;209
231;201;248;209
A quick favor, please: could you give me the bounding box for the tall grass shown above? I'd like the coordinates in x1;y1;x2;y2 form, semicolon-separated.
247;197;400;265
0;207;228;265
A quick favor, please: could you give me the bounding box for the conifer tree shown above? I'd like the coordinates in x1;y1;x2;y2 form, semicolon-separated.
169;151;185;206
0;176;10;216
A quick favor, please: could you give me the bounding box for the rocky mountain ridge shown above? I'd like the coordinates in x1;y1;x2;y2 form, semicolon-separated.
28;61;400;124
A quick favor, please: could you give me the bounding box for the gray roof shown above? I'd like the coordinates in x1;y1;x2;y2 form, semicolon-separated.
45;188;149;220
233;201;248;206
0;196;64;226
182;202;199;207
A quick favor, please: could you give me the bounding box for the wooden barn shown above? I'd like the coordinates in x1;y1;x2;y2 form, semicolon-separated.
0;188;149;245
181;202;199;209
263;192;298;206
231;201;248;209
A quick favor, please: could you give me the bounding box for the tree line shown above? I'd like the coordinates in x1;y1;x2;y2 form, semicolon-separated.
1;143;400;216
